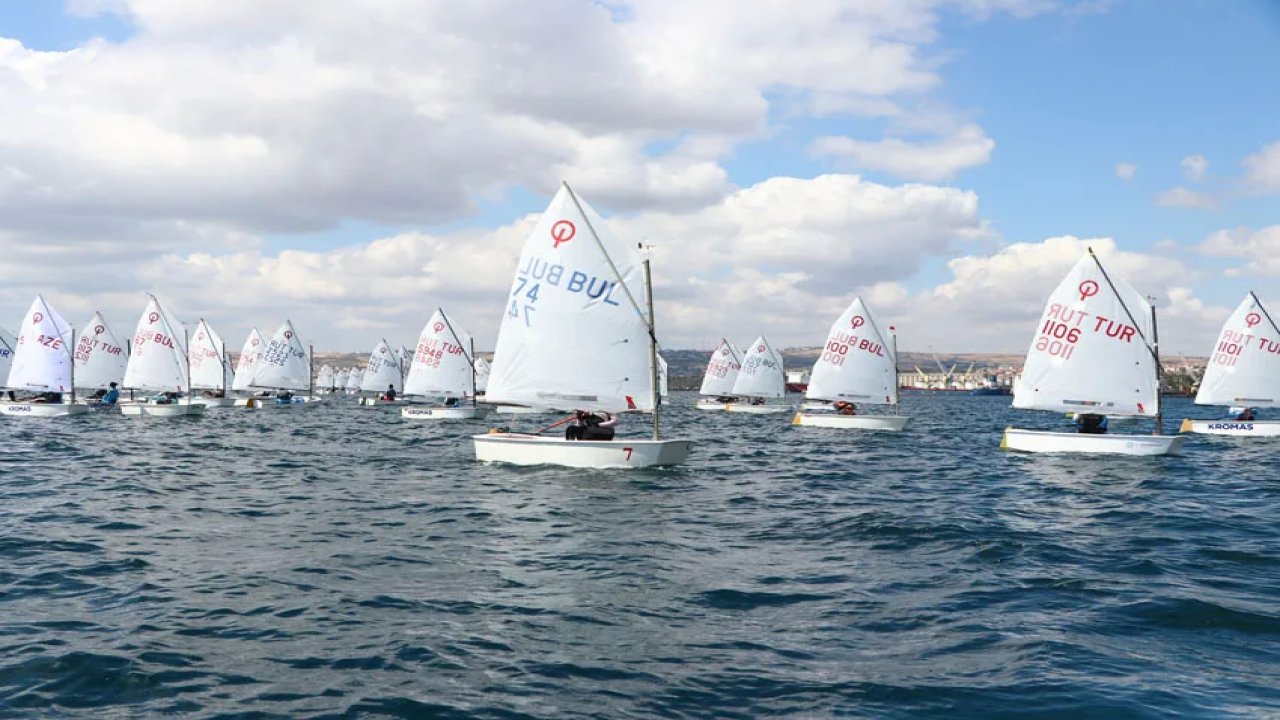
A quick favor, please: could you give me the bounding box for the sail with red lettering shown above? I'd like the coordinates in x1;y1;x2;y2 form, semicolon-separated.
1013;252;1158;416
699;339;744;396
188;319;232;392
7;295;75;392
123;294;190;392
0;325;15;388
805;297;897;404
731;336;785;399
404;308;475;397
231;328;265;392
251;321;310;391
73;311;128;390
1195;292;1280;408
360;339;403;393
485;183;654;413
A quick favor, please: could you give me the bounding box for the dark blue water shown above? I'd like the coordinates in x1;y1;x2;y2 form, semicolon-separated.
2;392;1278;718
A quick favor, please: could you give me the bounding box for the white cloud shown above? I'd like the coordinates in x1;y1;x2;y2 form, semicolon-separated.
810;124;995;181
1154;187;1218;209
1181;154;1208;181
852;236;1211;352
1115;162;1137;181
1242;141;1280;192
1197;225;1280;276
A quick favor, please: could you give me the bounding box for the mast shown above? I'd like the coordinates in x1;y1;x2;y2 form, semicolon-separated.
309;344;314;399
184;328;191;404
469;338;478;407
221;341;228;397
69;328;77;405
1151;299;1163;435
644;259;659;441
890;325;899;410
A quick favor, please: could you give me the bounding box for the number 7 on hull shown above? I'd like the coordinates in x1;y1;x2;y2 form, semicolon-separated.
1001;248;1185;456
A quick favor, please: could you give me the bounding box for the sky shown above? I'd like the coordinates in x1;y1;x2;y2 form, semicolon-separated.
1;0;1278;357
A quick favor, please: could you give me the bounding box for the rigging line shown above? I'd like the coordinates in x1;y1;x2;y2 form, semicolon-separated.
1087;248;1158;364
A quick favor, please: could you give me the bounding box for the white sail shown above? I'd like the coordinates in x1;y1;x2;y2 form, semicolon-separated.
699;339;743;396
333;367;349;389
485;184;654;413
72;312;128;390
474;357;490;393
360;339;403;393
0;325;15;388
252;320;310;391
805;297;897;404
316;365;335;389
346;368;363;391
231;328;265;392
7;295;75;392
404;309;474;397
188;319;232;391
123;294;190;393
1013;252;1158;416
658;354;669;400
731;336;785;399
1194;292;1280;408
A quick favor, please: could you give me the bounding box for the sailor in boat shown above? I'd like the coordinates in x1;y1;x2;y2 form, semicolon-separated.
1229;406;1256;421
152;391;181;405
833;400;857;415
565;411;618;441
750;397;765;406
714;395;738;404
91;382;120;407
382;384;397;402
275;390;295;404
202;389;225;399
1074;413;1109;434
30;391;64;404
444;397;461;408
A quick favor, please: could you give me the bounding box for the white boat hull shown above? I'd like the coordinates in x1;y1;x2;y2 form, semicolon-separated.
496;405;558;415
695;399;789;414
1179;418;1280;437
0;403;90;417
120;402;207;417
1001;427;1185;455
238;396;314;409
473;432;693;468
801;401;832;411
190;396;235;407
402;405;493;420
792;413;910;431
359;397;405;406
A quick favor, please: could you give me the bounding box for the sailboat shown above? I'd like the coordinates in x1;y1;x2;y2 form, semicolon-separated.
345;367;363;395
358;339;404;405
792;297;909;430
316;365;335;393
474;357;490;398
120;294;206;417
402;308;492;420
723;336;788;413
473;182;693;468
694;338;744;410
0;325;16;397
72;312;128;399
1001;249;1185;455
1;296;88;417
231;328;267;406
188;319;234;407
246;320;315;408
1180;292;1280;436
333;367;350;393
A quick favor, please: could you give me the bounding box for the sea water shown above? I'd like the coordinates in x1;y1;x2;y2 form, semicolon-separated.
1;393;1277;718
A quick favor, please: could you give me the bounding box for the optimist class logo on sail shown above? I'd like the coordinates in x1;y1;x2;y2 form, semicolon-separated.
507;217;625;328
